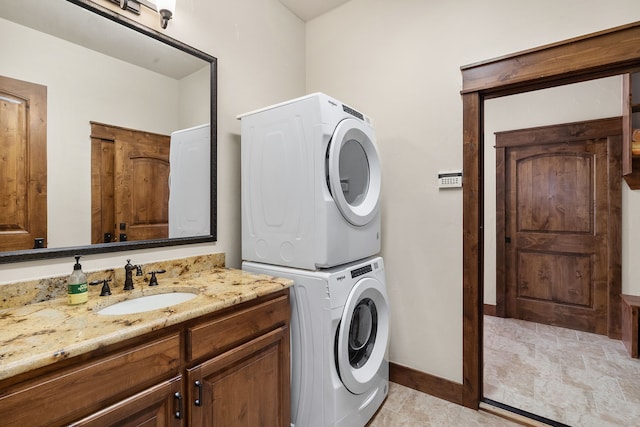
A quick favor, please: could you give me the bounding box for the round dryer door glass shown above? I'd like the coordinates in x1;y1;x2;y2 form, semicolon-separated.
327;118;381;227
339;140;370;206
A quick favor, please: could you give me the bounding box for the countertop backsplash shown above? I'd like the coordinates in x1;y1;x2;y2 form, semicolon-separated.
0;253;226;310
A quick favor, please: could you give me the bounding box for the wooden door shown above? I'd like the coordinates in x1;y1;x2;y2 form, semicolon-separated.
91;123;169;243
187;327;290;427
0;75;47;251
115;137;170;241
496;118;622;336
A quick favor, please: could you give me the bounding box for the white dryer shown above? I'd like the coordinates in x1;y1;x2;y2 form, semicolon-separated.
238;93;381;270
243;257;389;427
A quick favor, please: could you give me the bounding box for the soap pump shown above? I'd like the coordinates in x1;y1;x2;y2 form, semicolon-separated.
68;255;88;305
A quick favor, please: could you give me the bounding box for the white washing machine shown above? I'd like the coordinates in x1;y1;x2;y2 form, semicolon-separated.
243;256;389;427
238;93;382;270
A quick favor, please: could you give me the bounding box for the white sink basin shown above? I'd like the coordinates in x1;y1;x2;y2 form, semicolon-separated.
97;292;197;315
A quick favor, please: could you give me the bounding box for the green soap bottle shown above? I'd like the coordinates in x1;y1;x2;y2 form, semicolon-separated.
68;255;88;305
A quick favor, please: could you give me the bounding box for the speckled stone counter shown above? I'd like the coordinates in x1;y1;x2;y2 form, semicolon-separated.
0;254;292;381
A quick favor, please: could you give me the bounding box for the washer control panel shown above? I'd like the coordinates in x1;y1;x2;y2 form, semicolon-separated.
351;264;373;278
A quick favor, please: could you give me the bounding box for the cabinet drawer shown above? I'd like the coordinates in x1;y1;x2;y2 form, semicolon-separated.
188;293;289;362
0;333;181;427
69;376;183;427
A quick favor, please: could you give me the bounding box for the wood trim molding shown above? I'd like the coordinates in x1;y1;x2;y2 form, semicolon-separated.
461;21;640;95
460;20;640;410
608;133;623;339
389;362;464;406
483;304;497;317
462;91;483;409
494;117;623;148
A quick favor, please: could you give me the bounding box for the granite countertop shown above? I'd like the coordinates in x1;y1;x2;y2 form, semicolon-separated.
0;266;292;382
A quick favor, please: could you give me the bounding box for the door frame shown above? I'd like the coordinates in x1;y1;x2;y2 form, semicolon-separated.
460;21;640;409
494;118;622;332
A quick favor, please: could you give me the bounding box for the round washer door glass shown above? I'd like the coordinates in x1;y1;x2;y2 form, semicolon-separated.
336;276;389;395
327;118;381;227
349;297;377;369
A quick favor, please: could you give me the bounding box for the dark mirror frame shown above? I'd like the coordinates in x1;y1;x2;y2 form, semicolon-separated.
1;0;217;264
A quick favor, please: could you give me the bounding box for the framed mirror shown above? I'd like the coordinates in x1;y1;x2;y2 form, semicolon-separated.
0;0;217;263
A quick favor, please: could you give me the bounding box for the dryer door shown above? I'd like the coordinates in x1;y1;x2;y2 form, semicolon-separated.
336;276;389;395
327;118;381;227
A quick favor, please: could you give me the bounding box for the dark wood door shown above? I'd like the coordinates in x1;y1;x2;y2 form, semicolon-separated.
91;122;169;243
496;118;622;336
0;75;47;251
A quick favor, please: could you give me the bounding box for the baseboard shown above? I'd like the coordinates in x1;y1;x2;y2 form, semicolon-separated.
483;304;497;316
389;362;464;406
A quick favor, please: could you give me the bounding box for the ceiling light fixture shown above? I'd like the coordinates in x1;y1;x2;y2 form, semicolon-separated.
155;0;176;29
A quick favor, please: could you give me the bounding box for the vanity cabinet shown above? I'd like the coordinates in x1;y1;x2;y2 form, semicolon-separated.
186;295;290;426
0;290;290;427
0;333;182;426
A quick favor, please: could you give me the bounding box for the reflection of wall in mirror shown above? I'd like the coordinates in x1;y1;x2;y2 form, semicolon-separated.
0;17;209;249
169;124;211;238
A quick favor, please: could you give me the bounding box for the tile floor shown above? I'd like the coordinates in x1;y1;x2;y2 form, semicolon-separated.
369;382;521;426
484;315;640;426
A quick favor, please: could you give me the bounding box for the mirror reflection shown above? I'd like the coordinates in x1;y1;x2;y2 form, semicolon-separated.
0;0;216;261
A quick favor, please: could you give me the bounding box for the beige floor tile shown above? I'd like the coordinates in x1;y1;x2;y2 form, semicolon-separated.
370;382;521;427
369;407;425;427
561;364;624;399
374;316;640;426
484;316;640;426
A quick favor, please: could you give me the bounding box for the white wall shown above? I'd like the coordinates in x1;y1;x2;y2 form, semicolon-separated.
0;0;305;283
306;0;640;383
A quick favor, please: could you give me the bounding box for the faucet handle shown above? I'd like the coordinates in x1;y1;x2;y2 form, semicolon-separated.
135;264;143;276
148;269;166;287
89;278;112;296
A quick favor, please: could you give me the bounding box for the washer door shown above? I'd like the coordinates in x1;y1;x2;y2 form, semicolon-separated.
336;276;389;395
327;118;381;227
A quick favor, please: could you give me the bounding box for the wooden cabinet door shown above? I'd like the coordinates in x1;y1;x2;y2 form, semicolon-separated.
70;376;184;427
187;327;290;427
0;75;47;251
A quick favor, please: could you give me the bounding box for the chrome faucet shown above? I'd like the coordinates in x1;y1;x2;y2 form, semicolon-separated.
124;259;143;290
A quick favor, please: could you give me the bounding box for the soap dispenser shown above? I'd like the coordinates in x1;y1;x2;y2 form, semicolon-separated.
68;255;88;305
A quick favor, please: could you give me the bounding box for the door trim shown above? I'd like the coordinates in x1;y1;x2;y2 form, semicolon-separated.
494;117;622;335
461;21;640;409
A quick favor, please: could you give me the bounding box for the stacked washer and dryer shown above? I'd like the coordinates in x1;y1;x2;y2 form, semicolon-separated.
238;93;389;427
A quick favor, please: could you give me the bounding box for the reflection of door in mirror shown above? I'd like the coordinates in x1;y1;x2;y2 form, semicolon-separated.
0;75;47;251
90;122;169;244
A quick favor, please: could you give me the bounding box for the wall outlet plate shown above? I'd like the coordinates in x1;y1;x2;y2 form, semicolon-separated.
438;170;462;188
